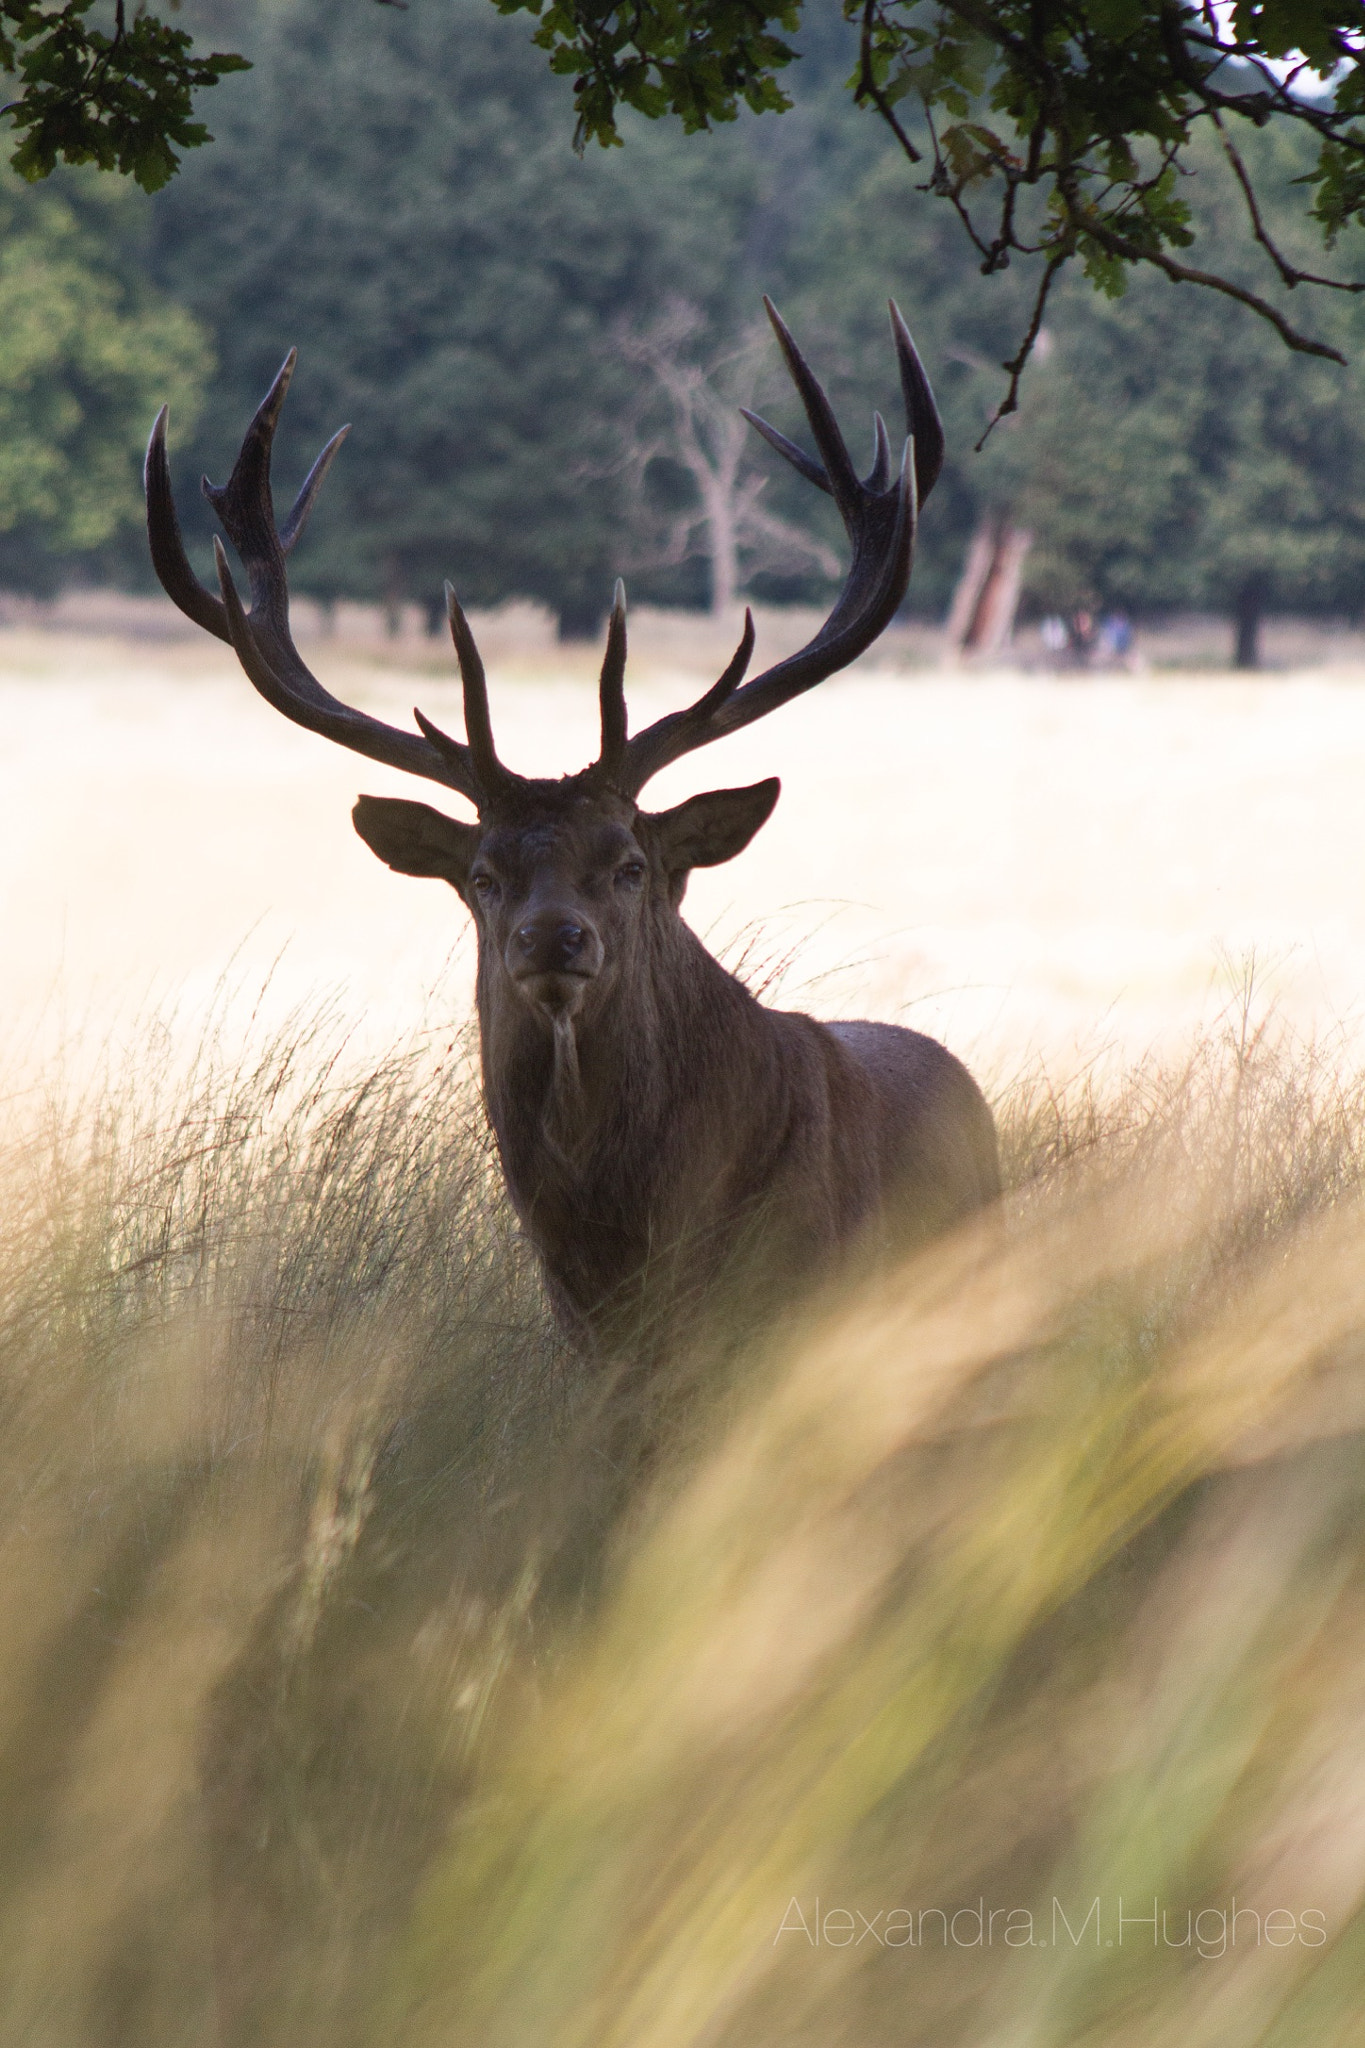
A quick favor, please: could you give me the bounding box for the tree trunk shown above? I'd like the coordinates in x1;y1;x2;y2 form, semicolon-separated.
969;523;1032;657
703;473;738;618
944;519;997;656
1233;580;1263;670
946;516;1032;660
383;555;404;640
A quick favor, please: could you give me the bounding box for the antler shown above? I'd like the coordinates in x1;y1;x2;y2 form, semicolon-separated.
149;310;940;814
600;299;942;800
145;352;509;808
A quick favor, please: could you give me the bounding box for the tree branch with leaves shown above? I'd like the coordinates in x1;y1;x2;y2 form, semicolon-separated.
496;0;1365;410
1;0;248;190
11;0;1365;414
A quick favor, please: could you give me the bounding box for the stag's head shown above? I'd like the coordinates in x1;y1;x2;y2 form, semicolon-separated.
350;728;782;1026
145;301;943;1031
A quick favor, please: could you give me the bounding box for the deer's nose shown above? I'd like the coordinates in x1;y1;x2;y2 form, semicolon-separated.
509;912;594;978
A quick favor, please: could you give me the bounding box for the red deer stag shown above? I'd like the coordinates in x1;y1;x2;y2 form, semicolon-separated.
146;302;999;1355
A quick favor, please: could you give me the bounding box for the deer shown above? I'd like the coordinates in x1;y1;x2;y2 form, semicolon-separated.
145;301;1000;1360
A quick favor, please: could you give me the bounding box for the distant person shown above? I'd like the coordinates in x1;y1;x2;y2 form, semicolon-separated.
1040;614;1069;667
1098;610;1135;667
1070;610;1097;669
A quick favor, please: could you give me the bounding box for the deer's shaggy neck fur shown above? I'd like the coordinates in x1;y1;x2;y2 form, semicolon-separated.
478;900;996;1353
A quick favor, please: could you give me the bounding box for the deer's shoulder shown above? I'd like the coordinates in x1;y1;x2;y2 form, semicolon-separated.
822;1018;1000;1209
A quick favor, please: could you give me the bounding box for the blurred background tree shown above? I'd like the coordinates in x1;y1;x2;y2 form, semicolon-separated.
614;302;842;619
5;0;1365;663
1000;129;1365;667
776;118;1365;663
0;166;209;594
147;0;771;637
11;0;1365;385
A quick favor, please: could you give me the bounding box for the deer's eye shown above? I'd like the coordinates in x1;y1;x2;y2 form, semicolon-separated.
614;861;646;890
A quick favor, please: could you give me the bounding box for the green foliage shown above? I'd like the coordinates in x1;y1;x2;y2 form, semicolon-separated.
495;0;1365;371
780;120;1365;638
1;0;247;190
150;0;767;630
6;0;1365;384
7;0;1365;375
1005;129;1365;629
11;1;1360;644
0;166;209;590
496;0;802;143
1008;300;1365;624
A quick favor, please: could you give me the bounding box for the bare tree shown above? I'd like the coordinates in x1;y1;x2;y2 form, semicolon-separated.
617;300;840;618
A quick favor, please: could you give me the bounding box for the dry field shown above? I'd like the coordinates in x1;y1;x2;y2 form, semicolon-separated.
7;604;1365;1089
2;605;1365;2046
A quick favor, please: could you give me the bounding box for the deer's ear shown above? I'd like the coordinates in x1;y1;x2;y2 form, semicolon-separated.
652;778;780;877
352;796;478;886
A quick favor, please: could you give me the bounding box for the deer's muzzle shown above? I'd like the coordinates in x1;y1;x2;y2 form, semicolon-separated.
506;911;603;1012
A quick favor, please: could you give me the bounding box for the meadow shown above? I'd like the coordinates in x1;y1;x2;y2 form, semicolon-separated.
2;614;1365;2046
12;608;1365;1072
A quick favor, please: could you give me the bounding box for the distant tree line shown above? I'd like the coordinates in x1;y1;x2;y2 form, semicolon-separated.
5;0;1365;664
0;164;207;594
785;119;1365;665
10;0;1365;387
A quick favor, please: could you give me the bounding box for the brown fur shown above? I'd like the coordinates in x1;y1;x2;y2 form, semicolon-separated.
354;773;999;1356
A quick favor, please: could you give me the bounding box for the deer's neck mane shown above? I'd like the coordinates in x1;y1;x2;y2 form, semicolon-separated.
476;914;795;1333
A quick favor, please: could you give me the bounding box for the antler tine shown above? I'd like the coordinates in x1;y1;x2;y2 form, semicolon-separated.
738;408;830;494
442;585;513;797
149;362;487;805
696;607;757;716
146;405;231;642
200;350;299;633
279;422;350;554
615;304;925;798
412;703;484;792
890;299;945;507
145;354;343;642
758;297;861;504
594;611;755;800
210;542;483;801
596;580;629;782
866;412;892;493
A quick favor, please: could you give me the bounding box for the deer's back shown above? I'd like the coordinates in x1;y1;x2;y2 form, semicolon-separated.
821;1018;1000;1242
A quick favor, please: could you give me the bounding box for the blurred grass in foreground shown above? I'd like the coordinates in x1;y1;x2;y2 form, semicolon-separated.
1;998;1364;2047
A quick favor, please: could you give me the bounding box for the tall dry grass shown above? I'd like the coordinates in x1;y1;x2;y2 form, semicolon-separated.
1;991;1363;2047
